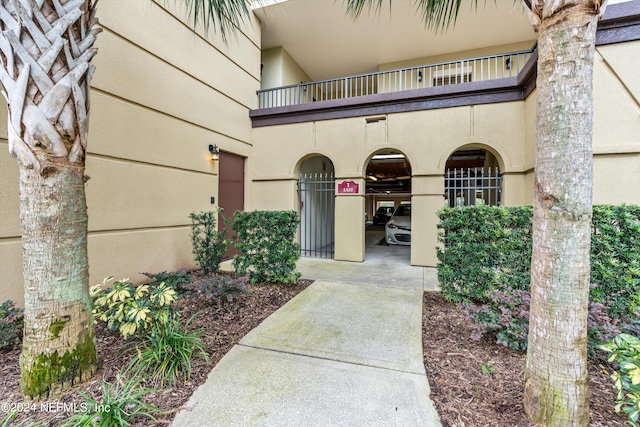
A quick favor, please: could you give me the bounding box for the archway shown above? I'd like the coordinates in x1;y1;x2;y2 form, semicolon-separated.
298;156;335;258
444;148;501;207
364;149;412;262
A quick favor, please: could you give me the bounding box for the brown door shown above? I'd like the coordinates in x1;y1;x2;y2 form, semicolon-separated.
218;152;245;260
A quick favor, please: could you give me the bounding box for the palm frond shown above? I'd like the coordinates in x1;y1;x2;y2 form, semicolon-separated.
345;0;482;32
345;0;384;19
414;0;464;31
178;0;250;42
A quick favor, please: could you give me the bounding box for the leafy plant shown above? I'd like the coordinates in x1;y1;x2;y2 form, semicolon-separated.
90;277;178;339
463;288;530;351
0;300;24;350
600;334;640;426
199;274;249;304
232;210;301;284
481;362;495;375
142;270;193;294
464;285;620;354
1;411;47;427
129;317;209;387
60;370;158;427
190;210;228;274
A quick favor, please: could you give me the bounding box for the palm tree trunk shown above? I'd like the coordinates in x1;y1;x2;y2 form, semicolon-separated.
19;163;96;398
0;0;100;397
523;4;599;425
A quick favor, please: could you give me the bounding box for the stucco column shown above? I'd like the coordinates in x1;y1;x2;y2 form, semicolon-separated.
411;175;444;267
334;178;365;262
500;171;529;206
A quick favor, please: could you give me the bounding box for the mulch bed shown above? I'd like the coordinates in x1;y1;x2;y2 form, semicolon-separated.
0;279;629;426
423;292;626;426
0;273;311;426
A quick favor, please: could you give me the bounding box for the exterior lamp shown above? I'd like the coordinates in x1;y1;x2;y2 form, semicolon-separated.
209;144;219;161
505;58;512;70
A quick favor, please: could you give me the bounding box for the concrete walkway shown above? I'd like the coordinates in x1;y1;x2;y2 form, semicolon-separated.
173;226;441;426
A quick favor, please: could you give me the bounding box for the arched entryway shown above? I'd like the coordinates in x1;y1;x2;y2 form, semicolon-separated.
364;149;412;263
444;148;501;207
298;156;335;258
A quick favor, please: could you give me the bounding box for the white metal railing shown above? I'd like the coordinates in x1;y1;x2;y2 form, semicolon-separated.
257;47;535;109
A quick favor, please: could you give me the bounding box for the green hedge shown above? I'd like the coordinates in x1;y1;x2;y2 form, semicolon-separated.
437;206;532;302
437;204;640;308
590;205;640;306
232;210;301;284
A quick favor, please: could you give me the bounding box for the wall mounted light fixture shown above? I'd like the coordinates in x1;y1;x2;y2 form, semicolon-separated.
417;71;423;82
505;58;512;70
209;144;219;161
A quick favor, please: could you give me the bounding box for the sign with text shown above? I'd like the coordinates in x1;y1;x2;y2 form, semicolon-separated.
337;180;360;195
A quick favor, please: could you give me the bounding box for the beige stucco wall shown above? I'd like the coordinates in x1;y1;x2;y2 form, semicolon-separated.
261;48;282;90
592;42;640;204
250;38;640;268
377;41;537;93
378;41;536;71
251;101;530;266
2;3;638;303
0;1;260;305
260;46;311;90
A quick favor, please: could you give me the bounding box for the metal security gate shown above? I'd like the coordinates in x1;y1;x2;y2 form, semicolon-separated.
298;173;335;258
444;167;502;207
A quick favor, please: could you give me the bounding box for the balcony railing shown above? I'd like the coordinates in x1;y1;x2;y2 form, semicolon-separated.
257;47;535;109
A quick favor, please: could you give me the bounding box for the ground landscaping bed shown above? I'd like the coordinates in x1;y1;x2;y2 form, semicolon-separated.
423;292;626;426
0;280;629;426
0;273;311;426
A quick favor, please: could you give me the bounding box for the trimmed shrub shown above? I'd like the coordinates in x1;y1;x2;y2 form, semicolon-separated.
438;204;640;314
591;205;640;313
232;210;301;284
190;210;228;274
437;205;532;302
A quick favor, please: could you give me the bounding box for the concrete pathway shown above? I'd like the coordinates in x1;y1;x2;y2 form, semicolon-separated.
172;277;441;426
296;253;440;292
175;225;441;426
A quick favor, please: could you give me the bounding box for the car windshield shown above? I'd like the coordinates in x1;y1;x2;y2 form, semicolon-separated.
394;205;411;217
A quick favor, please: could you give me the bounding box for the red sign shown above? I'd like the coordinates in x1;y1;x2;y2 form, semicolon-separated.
337;180;359;194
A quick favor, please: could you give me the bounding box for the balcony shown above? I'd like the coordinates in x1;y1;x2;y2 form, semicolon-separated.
250;46;538;127
256;47;535;110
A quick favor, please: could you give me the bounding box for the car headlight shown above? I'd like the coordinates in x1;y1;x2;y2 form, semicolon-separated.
387;221;397;229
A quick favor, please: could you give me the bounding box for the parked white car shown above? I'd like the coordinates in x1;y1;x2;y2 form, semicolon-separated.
385;204;411;245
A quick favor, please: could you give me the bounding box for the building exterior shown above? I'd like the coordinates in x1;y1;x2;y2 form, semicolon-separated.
1;0;639;304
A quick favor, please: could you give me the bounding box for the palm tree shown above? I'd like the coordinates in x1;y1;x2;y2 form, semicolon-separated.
347;0;605;425
523;3;603;424
0;0;248;398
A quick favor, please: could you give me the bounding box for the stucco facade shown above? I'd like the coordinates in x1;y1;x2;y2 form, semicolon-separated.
1;1;639;304
0;1;261;304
